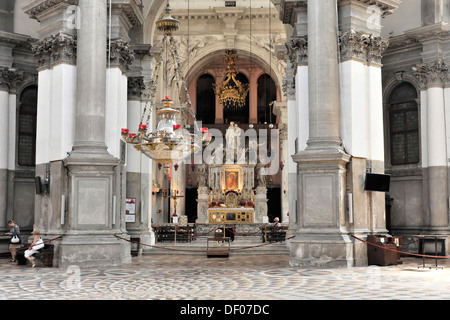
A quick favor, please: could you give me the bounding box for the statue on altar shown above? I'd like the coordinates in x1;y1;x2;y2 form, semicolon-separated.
196;123;268;224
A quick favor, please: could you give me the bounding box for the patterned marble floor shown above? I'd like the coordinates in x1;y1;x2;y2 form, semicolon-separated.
0;255;449;301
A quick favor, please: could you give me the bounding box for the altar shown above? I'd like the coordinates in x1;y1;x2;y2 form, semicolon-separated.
196;123;269;224
208;208;255;224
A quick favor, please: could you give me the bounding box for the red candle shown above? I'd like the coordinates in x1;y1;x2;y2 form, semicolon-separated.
139;124;147;130
121;128;129;134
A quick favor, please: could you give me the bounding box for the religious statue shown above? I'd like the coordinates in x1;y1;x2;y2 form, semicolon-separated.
197;163;208;187
256;162;267;188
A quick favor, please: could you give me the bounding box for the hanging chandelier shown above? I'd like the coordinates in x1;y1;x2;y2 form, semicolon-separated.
121;2;211;164
214;49;249;110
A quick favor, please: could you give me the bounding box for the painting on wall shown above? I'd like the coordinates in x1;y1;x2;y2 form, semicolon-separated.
225;170;239;191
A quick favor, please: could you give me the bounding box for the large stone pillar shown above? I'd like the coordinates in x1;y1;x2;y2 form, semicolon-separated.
61;0;130;268
290;0;352;268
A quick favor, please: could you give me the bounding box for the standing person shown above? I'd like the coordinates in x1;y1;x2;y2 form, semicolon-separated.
6;220;21;263
24;229;44;268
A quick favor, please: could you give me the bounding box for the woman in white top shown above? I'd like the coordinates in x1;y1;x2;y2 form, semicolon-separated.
25;229;44;268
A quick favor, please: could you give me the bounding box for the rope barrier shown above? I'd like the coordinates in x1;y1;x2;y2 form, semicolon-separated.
351;235;450;259
114;234;292;254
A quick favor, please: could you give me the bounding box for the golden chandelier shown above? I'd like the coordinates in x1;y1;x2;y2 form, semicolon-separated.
214;50;249;110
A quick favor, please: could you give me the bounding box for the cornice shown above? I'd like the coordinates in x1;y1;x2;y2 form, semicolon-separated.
21;0;79;20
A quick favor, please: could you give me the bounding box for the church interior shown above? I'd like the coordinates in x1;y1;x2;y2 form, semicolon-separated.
0;0;449;270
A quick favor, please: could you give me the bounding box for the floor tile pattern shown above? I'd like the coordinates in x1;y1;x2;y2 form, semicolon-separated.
0;255;449;300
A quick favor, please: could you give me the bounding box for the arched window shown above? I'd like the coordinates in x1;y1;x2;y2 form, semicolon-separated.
223;73;249;125
196;74;216;125
257;74;277;124
389;82;419;165
18;86;37;167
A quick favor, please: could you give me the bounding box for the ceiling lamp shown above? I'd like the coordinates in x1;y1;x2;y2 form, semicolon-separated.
214;49;249;111
121;1;211;164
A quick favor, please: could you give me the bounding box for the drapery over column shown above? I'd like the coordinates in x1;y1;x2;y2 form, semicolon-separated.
290;0;352;268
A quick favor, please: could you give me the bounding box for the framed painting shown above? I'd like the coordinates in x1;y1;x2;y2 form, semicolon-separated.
225;170;239;191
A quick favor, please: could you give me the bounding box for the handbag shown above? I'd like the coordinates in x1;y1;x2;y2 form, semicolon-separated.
32;238;44;251
10;235;20;244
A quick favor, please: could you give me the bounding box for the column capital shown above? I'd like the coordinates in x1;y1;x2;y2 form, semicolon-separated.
0;66;24;94
287;36;308;67
413;59;450;89
339;29;389;65
108;38;135;73
31;32;77;69
127;76;146;100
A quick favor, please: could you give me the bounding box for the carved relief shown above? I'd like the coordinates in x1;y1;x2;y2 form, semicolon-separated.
413;59;449;88
0;67;24;93
127;76;146;100
32;33;77;68
339;29;389;65
108;39;135;72
287;36;308;67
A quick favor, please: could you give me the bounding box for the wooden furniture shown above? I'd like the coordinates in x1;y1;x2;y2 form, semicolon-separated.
262;226;288;243
207;236;231;257
367;235;399;266
153;225;196;243
415;234;447;269
16;244;54;267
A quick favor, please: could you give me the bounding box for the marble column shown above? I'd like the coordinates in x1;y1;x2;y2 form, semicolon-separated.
61;0;130;268
291;0;352;268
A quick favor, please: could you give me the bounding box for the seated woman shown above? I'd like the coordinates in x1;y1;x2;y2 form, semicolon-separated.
24;229;44;268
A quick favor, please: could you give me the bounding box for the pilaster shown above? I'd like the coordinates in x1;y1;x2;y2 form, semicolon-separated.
413;59;450;232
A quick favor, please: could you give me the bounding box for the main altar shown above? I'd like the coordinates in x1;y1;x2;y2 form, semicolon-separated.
196;123;269;224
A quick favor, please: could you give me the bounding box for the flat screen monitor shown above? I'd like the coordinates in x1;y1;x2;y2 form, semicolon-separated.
364;173;391;192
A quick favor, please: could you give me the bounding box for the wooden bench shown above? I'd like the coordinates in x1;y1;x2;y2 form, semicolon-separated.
16;244;54;267
207;236;231;257
154;226;195;243
262;226;288;243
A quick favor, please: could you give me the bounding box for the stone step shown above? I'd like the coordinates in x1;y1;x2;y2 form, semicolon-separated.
142;237;290;256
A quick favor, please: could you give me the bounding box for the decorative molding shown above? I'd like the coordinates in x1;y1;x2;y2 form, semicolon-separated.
31;32;77;68
108;38;135;73
127;76;146;100
337;0;400;17
22;0;79;20
412;59;449;88
339;29;389;65
0;67;24;93
339;29;369;62
287;36;308;67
